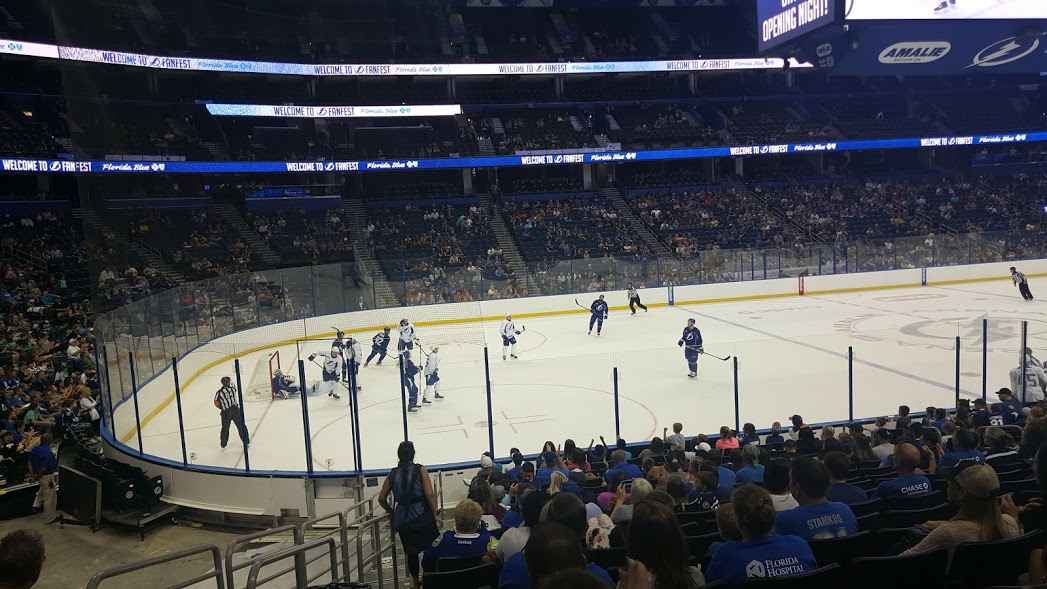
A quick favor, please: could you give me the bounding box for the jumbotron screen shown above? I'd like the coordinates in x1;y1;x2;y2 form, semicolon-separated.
757;0;835;52
845;0;1047;20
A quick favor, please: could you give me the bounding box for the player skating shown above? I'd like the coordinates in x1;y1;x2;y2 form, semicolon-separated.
331;330;348;378
307;348;344;399
500;314;520;360
1012;266;1034;301
365;327;392;366
401;350;421;412
397;318;416;352
271;369;301;400
627;283;648;315
346;336;364;392
422;346;444;404
678;318;704;380
589;295;608;336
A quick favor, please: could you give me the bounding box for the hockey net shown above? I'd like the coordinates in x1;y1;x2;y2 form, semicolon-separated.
244;351;280;402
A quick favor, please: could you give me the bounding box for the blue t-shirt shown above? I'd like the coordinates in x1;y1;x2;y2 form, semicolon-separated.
765;434;785;445
498;551;614;589
774;501;858;540
501;509;523;530
736;464;765;484
535;467;569;488
740;434;761;446
871;474;932;499
705;535;817;586
28;444;57;474
718;466;738;488
825;482;870;505
604;463;643;484
505;465;523;482
421;530;496;572
938;449;985;470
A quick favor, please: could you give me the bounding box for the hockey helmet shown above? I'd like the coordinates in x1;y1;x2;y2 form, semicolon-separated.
336;330;344;339
400;318;409;326
687;318;696;325
431;346;439;353
273;369;283;377
384;326;391;333
402;350;411;358
330;347;341;355
505;313;512;320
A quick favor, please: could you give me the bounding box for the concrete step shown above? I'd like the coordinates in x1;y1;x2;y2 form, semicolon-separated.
603;187;671;258
212;203;281;265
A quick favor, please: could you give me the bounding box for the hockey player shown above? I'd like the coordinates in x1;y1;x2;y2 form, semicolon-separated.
332;330;348;379
678;318;704;380
307;348;343;400
365;327;392;366
401;350;421;412
1012;267;1034;301
1010;358;1047;404
271;369;300;400
397;318;416;352
423;346;444;404
346;337;364;392
500;314;520;360
589;295;609;336
627;283;648;315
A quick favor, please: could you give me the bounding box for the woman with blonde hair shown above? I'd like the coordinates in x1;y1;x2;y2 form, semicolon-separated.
549;470;567;495
78;386;100;433
905;462;1018;564
611;477;652;524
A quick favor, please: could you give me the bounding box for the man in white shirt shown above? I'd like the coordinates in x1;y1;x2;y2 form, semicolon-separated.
872;428;895;461
66;338;83;370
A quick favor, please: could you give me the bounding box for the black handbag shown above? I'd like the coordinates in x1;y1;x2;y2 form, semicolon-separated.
394;465;439;551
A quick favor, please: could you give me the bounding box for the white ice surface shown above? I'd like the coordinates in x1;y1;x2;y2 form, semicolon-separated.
129;278;1047;472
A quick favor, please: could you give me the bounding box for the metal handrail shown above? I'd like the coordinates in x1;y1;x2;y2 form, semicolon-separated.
300;511;351;581
353;513;393;587
225;524;304;589
244;537;339;589
86;544;224;589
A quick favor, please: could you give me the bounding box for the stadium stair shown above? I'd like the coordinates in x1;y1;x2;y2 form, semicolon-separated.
477;137;497;157
212;203;282;266
730;179;829;248
481;194;540;296
80;208;185;283
547;35;563;56
200;141;230;161
604;187;672;258
341;200;401;308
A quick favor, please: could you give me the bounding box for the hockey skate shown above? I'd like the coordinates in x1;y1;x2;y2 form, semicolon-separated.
933;1;953;14
422;399;432;405
279;391;288;400
408;404;419;412
511;354;518;359
329;391;340;400
687;372;697;380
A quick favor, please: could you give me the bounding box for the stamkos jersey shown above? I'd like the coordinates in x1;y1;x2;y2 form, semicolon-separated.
500;319;517;339
680;327;703;351
424;353;440;376
591;299;608;318
398;323;416;343
372;332;391;350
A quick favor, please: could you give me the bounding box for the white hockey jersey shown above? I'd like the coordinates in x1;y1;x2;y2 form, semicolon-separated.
500;319;517;339
314;351;344;379
349;340;363;362
424;353;440;376
398;323;416;343
1010;364;1047;403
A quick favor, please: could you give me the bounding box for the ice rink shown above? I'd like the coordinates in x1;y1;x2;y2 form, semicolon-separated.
126;277;1047;473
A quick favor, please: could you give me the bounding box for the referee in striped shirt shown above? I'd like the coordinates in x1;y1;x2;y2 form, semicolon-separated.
1011;266;1034;301
215;376;248;449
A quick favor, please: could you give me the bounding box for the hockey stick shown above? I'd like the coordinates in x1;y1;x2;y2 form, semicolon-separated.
703;351;732;362
574;298;590;311
307;357;356;394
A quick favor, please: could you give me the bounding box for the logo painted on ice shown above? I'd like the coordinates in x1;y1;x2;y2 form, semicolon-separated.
878;42;951;64
966;35;1042;69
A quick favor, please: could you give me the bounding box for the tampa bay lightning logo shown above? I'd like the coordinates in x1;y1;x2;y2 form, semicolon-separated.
966;35;1041;69
49;161;61;171
325;162;335;171
149;57;161;67
318;108;327;116
354;65;365;74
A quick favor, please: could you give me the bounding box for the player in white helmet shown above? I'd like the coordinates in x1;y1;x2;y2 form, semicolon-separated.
500;313;520;360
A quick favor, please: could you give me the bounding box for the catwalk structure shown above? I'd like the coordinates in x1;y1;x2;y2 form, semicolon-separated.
121;277;1047;472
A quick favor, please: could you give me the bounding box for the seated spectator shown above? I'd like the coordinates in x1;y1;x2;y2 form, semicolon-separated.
851;434;879;463
605;450;642;484
896;405;912;430
525;522;599;589
598;472;625;513
921;427;945;469
666;477;689;511
1011;441;1047;535
983;426;1022;471
498;489;550;561
467;477;506;525
625;500;706;588
536;451;569;488
499;493;615;589
704;485;818;585
698;459;733;504
735;445;765;484
0;529;45;589
502;483;534;529
938;428;985;471
506;451;526;481
903;462;1019;564
421;499;496;572
872;428;896;461
664;423;686;450
716;426;740;452
764;422;785;445
611;478;653;524
686;470;721;512
740;423;760;446
796;427;819;455
638;437;666;460
765;459;799;512
719;451;739;488
872;442;931;499
775;457;858;540
823;451;869;504
788;415;807;440
1021;419;1047;459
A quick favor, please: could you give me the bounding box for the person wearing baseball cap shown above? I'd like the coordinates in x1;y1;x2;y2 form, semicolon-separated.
902;462;1019;563
535;451;568;488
